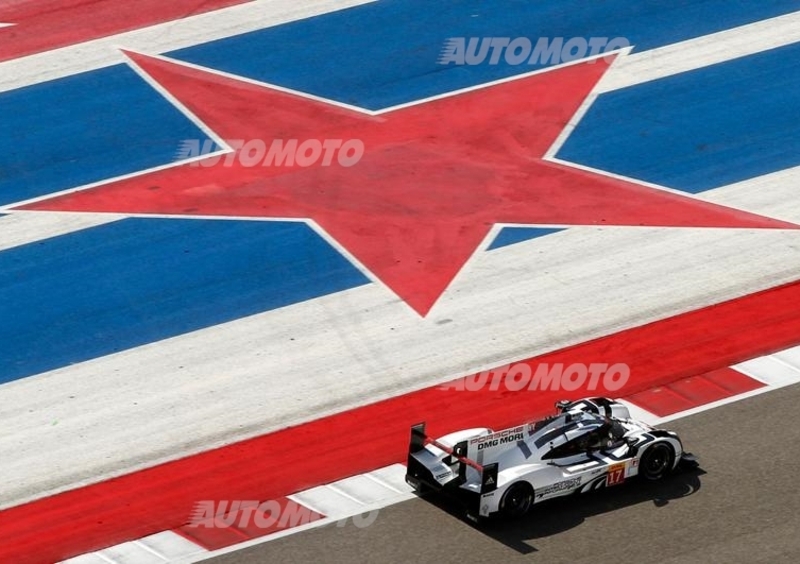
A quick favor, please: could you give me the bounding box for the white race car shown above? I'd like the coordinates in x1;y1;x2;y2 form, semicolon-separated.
405;397;698;522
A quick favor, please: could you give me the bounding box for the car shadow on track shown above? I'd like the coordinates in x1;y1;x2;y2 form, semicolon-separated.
420;466;706;555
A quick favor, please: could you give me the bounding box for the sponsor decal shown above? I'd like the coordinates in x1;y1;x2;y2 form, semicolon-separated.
607;462;626;486
470;426;525;450
538;477;582;497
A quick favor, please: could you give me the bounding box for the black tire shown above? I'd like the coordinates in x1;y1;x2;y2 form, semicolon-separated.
640;443;675;481
499;482;534;518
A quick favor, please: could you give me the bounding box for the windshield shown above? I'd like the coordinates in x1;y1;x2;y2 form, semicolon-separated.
534;410;627;454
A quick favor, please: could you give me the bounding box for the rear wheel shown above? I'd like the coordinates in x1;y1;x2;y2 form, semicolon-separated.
640;443;675;481
499;482;534;518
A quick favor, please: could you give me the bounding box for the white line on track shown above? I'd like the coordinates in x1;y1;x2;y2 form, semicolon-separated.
0;0;376;93
596;10;800;93
0;211;125;251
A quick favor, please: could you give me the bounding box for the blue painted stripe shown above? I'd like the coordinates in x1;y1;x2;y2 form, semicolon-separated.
489;227;563;250
0;218;369;384
0;65;216;206
557;42;800;193
169;0;800;110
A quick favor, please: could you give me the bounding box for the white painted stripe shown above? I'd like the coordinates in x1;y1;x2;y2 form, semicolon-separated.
132;540;168;561
772;345;800;369
137;531;206;560
367;464;417;494
596;10;800;93
0;211;123;252
734;354;800;388
289;484;365;516
58;529;210;563
325;474;406;506
325;483;369;506
279;495;325;518
0;23;14;28
363;472;404;493
0;0;375;93
60;553;111;564
89;540;168;564
699;165;800;225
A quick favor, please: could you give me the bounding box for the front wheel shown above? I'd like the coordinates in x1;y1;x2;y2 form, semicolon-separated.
499;482;534;518
640;443;675;481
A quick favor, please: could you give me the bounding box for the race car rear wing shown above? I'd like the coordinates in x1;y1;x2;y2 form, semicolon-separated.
407;422;498;494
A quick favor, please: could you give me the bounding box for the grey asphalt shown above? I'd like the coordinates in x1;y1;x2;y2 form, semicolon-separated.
205;384;800;564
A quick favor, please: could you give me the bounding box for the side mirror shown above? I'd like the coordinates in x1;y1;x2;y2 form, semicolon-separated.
555;399;570;412
624;436;639;456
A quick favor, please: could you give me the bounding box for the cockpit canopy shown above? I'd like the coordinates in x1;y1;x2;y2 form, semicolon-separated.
529;410;627;459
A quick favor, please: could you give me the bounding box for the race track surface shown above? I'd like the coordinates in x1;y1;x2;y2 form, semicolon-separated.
207;384;800;564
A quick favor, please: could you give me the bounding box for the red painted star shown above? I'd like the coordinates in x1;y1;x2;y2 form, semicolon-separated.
21;50;796;315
